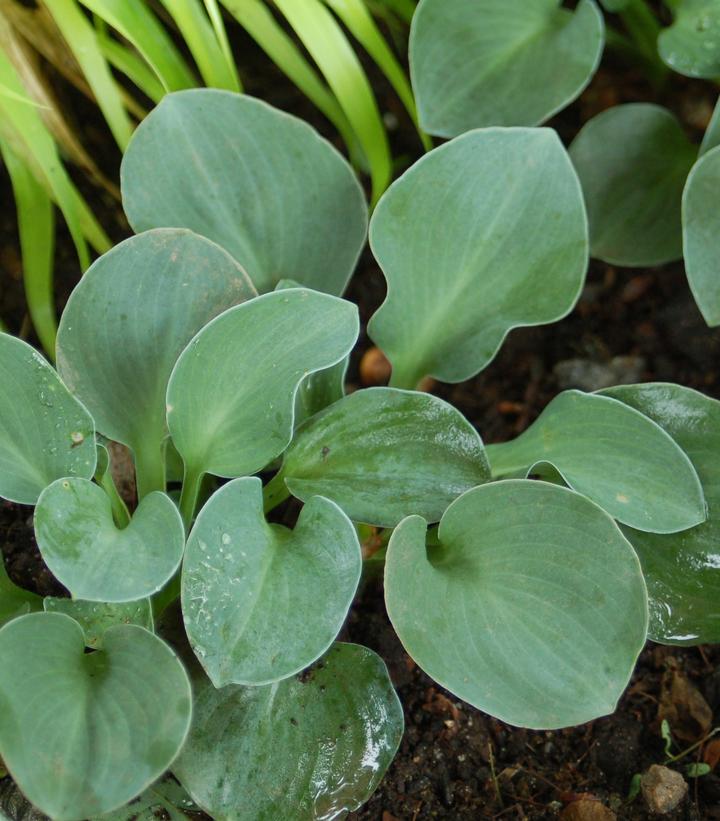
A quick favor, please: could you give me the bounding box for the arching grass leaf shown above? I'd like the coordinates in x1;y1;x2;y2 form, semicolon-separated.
166;288;358;487
57;229;255;497
385;480;648;729
368;128;588;388
682;144;720;326
0;613;192;821
121;90;368;295
602;383;720;645
658;0;720;78
278;387;490;526
43;597;154;649
569;103;697;266
183;477;361;686
486;390;705;533
35;478;185;602
173;643;403;819
410;0;604;136
0;333;95;504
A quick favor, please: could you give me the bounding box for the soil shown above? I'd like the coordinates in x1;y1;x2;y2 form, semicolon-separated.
2;12;720;821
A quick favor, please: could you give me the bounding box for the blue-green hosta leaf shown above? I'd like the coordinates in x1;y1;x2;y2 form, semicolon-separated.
166;288;359;482
486;390;705;533
368;129;588;388
183;477;360;686
0;612;192;821
0;560;41;628
0;333;95;504
569;104;697;266
35;478;185;602
43;597;154;648
278;387;490;526
173;643;403;820
659;0;720;78
682;145;720;326
410;0;604;136
121;89;368;294
602;383;720;645
56;229;255;491
385;480;648;729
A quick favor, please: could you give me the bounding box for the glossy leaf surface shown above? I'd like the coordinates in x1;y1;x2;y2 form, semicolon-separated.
368;129;588;387
569;104;697;266
385;481;648;729
121;89;368;294
280;387;490;526
167;289;358;480
183;478;361;686
602;383;720;644
35;479;185;602
486;390;705;533
410;0;604;136
0;613;192;820
57;229;255;465
682;145;720;326
0;333;95;504
173;643;403;820
658;0;720;78
43;597;154;648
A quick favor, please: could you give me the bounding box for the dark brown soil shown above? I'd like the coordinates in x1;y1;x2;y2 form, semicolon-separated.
2;16;720;821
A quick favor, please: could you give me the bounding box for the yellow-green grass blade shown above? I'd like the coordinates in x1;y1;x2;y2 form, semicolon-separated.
203;0;243;90
0;138;57;356
273;0;391;203
94;26;165;103
42;0;133;150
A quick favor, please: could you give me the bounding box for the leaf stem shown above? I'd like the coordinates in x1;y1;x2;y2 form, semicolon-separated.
388;360;424;391
98;469;130;529
179;464;204;531
665;727;720;764
618;0;669;86
263;471;290;514
134;442;166;500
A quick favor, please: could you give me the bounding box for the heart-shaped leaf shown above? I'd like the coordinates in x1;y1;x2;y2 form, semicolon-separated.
121;90;368;295
173;643;403;820
0;333;95;504
35;478;185;602
486;390;705;533
682;145;720;326
278;387;490;526
659;0;720;78
410;0;604;136
166;288;359;485
368;129;588;388
56;229;255;495
183;477;360;686
0;560;41;628
385;480;648;729
0;612;192;821
569;103;697;266
43;597;154;648
602;383;720;645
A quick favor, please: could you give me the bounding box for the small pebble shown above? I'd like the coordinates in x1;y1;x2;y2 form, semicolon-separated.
561;798;616;820
641;764;688;815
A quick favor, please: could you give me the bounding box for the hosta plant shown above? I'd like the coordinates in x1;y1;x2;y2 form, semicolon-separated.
0;89;718;820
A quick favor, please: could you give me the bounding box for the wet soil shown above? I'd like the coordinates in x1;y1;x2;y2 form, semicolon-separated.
2;16;720;821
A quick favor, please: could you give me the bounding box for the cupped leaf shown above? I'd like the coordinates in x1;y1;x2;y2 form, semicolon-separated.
682;144;720;326
0;333;96;504
35;478;185;602
166;288;359;482
43;597;154;648
0;560;41;628
569;103;697;266
486;390;705;533
182;477;360;686
56;229;255;494
602;383;720;645
121;89;368;294
278;387;490;526
0;613;192;821
173;643;403;820
658;0;720;78
385;480;648;729
410;0;604;136
368;129;588;388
